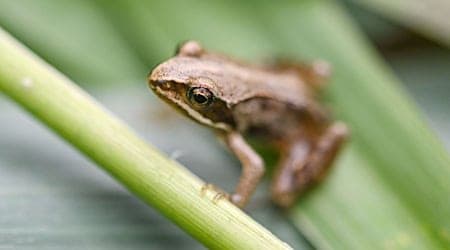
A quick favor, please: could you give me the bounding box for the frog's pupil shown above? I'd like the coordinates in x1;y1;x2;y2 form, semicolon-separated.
194;94;207;104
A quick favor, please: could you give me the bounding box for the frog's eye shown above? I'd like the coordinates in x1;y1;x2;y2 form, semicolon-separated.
187;87;213;106
176;40;203;57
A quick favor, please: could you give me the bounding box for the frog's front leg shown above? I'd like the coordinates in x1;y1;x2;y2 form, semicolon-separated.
224;132;265;208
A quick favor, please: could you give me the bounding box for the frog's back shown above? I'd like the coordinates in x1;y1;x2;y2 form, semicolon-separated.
232;65;312;107
154;55;313;107
201;55;328;121
151;47;328;123
194;55;329;138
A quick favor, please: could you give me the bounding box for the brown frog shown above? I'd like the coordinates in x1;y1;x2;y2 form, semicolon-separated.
148;41;348;208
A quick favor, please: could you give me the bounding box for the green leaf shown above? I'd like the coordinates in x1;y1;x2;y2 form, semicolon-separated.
1;0;449;249
0;0;146;85
350;0;450;48
256;1;450;248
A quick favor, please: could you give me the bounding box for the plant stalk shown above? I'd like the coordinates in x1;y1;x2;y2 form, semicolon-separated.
0;27;291;250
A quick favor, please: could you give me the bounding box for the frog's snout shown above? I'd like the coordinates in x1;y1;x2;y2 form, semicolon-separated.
147;65;165;90
148;79;166;90
148;78;175;94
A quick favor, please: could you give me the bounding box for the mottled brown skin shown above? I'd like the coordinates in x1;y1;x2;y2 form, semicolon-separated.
148;41;348;208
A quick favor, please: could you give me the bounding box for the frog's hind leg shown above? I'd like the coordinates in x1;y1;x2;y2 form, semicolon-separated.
270;139;312;207
270;122;348;208
294;122;348;192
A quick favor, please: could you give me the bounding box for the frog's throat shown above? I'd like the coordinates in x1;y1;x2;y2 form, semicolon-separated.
154;86;231;131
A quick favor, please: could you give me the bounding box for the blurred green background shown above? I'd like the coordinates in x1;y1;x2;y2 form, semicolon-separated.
0;0;449;249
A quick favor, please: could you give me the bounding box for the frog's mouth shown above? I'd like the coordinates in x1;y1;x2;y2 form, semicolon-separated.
149;80;231;131
148;80;187;111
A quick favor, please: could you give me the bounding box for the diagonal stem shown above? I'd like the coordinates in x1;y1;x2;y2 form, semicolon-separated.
0;27;291;250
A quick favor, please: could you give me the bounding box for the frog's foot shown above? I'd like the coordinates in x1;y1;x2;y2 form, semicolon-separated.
270;139;310;208
270;186;299;209
271;122;348;208
200;183;230;204
294;122;348;192
213;192;230;204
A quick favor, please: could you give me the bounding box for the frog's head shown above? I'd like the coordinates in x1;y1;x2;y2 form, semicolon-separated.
148;41;235;131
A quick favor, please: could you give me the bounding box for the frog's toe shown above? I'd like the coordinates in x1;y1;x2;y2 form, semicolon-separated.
270;188;299;208
200;183;231;204
231;193;250;208
213;192;230;204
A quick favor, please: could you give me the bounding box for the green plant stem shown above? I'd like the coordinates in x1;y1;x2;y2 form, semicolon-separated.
0;27;291;250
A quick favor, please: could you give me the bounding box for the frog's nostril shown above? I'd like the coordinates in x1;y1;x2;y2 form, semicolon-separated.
150;80;174;92
149;80;165;88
